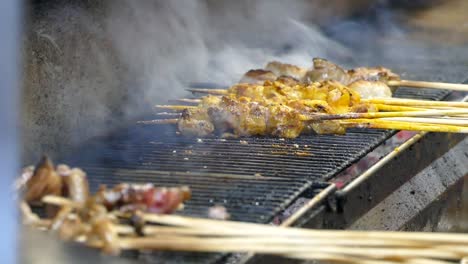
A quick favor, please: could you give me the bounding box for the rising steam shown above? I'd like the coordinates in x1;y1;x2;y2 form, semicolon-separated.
106;0;351;119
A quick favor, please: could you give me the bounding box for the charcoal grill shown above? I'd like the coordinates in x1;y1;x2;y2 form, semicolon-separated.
39;86;460;264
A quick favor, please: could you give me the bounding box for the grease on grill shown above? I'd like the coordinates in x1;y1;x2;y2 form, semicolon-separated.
271;143;313;156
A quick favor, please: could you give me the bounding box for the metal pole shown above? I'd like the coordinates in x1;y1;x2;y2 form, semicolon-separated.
0;0;21;263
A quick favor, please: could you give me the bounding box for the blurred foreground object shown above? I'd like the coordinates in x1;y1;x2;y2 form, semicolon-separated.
0;0;21;263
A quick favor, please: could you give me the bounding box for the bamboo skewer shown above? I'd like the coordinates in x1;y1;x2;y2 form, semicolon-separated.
154;105;196;110
170;98;202;104
151;102;468;120
160;100;468;114
41;195;468;263
144;103;468;132
140;226;464;249
388;79;468;92
187;82;468;97
117;236;461;260
375;104;428;112
341;119;468;133
154;112;182;117
175;100;468;112
113;210;468;245
304;109;468;121
381;117;468;126
363;98;468;108
138;116;468;132
283;252;390;264
187;88;227;95
137;119;178;125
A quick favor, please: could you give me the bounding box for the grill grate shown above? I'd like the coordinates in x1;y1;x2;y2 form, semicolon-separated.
62;88;449;263
64;88;449;222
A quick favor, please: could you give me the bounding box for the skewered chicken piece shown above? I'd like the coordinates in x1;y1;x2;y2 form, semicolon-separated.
265;61;308;81
304;58;398;99
239;58;397;99
239;69;277;84
177;94;346;138
179;80;392;138
302;58;400;84
216;80;375;114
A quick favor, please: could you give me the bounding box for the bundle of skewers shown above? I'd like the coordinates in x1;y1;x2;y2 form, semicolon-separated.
139;58;468;138
18;157;468;263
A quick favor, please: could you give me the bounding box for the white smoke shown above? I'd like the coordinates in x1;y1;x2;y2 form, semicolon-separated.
106;0;351;119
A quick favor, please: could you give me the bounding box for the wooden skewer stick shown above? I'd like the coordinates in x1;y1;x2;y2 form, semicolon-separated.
363;98;468;108
86;238;373;264
173;99;468;113
381;117;468;126
283;252;387;264
89;230;458;263
388;80;468;92
125;211;468;245
375;104;428;112
187;88;227;95
169;99;202;104
117;236;461;260
171;100;466;113
141;226;445;248
341;119;468;133
43;196;468;246
139;112;468;133
185;79;468;96
154;105;196;110
303;109;468;121
137;119;178;125
287;253;453;264
402;259;456;264
154;112;182;117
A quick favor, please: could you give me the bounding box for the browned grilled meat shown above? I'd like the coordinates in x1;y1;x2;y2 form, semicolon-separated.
24;156;63;203
302;58;350;84
177;88;356;138
348;66;400;83
239;69;277;84
95;183;191;214
265;61;307;80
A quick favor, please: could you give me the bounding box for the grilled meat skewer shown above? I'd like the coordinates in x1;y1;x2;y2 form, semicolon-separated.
193;80;374;114
19;157;193;255
238;58;397;99
176;94;348;138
